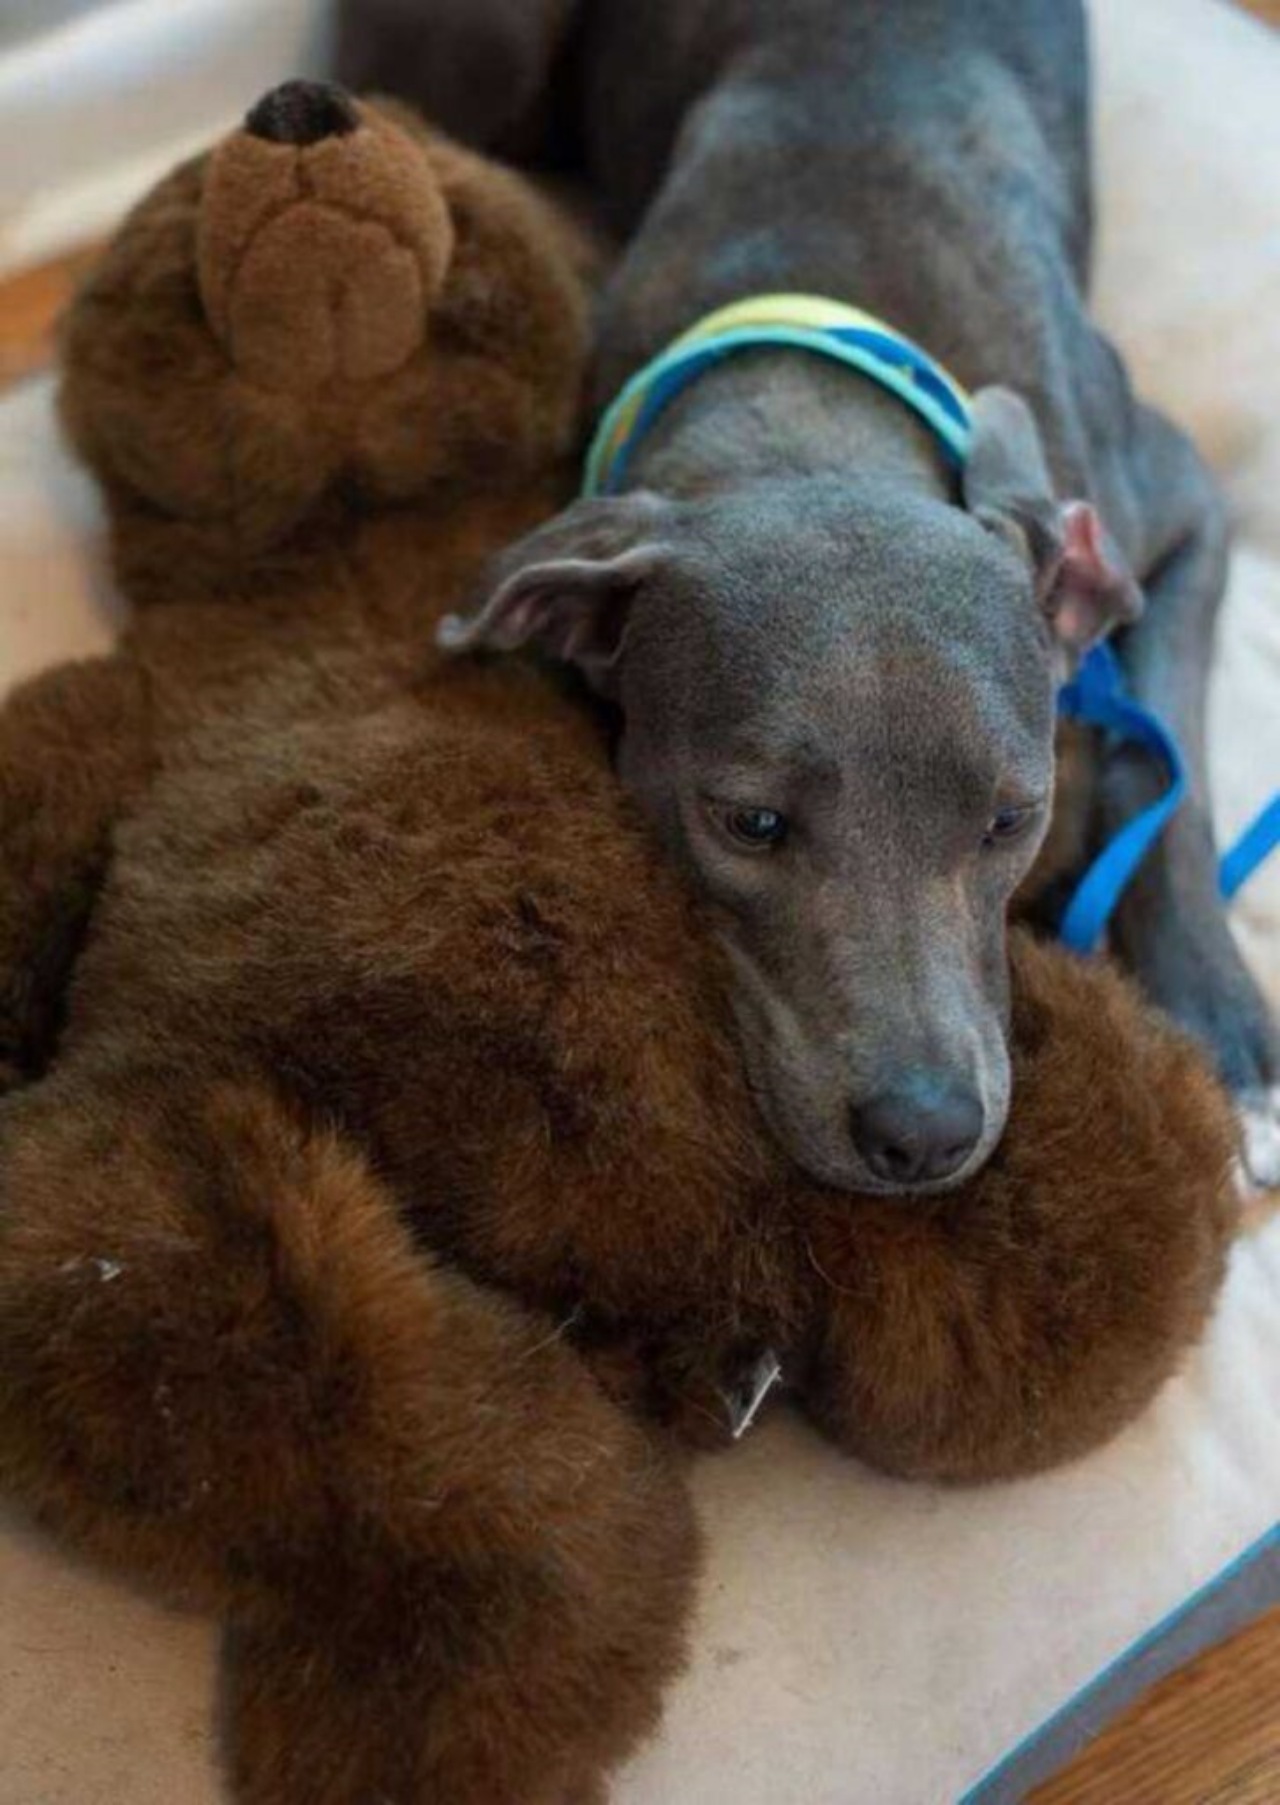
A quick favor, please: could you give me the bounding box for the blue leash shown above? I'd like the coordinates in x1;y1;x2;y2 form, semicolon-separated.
1056;644;1280;952
1221;793;1280;904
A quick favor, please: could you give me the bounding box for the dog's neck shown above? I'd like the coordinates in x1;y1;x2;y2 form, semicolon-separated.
591;67;979;508
621;348;955;503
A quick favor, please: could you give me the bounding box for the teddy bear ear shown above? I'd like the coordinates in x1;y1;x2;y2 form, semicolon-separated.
197;81;455;392
964;386;1144;658
437;494;675;695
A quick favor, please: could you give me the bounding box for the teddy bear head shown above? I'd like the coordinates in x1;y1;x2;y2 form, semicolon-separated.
58;81;593;580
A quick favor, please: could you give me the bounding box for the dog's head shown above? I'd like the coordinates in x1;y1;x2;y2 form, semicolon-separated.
442;388;1141;1194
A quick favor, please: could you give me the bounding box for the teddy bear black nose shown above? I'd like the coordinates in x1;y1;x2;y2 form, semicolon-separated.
245;80;360;147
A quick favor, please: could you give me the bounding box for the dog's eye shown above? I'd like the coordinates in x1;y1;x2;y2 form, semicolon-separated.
727;806;788;849
981;805;1036;850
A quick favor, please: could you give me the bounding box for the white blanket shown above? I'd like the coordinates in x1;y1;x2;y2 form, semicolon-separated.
0;2;1276;1800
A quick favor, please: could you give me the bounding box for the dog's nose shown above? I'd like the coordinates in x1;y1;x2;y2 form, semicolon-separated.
850;1074;984;1188
245;80;360;147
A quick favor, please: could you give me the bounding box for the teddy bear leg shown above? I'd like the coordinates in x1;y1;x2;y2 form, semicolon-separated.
224;1605;656;1805
0;656;149;1086
0;1061;698;1801
797;936;1240;1482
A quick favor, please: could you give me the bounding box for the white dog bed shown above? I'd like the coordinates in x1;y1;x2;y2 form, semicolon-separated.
0;1;1277;1801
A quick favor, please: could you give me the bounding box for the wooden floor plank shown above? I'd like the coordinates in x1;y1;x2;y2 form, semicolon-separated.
0;246;95;389
1031;1605;1280;1805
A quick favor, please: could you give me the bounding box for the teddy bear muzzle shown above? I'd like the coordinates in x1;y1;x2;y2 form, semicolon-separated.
196;82;456;393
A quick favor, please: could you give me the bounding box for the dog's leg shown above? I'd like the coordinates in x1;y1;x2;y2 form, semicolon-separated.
0;656;150;1088
0;1063;697;1802
333;0;581;162
1107;406;1278;1182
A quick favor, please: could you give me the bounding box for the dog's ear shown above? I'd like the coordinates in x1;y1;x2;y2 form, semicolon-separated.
964;386;1144;656
437;492;672;694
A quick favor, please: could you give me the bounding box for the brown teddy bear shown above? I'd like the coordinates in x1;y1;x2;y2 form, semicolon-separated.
0;82;1238;1805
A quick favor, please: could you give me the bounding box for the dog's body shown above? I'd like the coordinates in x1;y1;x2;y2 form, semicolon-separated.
341;0;1278;1191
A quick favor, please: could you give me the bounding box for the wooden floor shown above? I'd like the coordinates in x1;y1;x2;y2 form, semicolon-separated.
0;249;96;387
1031;1605;1280;1805
0;5;1277;1802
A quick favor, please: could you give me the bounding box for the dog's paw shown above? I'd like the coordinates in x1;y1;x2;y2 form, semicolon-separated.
1183;972;1277;1104
1124;910;1277;1100
1237;1087;1280;1195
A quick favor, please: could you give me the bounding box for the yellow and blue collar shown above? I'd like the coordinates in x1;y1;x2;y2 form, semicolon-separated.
583;292;974;496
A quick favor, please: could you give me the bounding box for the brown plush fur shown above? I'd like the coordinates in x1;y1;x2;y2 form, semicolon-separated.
0;94;1239;1803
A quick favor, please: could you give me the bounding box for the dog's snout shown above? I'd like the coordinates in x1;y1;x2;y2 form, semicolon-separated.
245;80;361;147
849;1073;984;1188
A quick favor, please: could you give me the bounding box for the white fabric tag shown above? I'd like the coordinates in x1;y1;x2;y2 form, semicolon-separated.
720;1349;784;1441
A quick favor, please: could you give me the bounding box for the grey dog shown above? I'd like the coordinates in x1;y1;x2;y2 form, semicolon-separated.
338;0;1278;1193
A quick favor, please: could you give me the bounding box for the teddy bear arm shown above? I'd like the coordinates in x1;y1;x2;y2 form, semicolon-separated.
0;1060;697;1803
0;654;151;1087
800;1174;1229;1485
795;937;1238;1482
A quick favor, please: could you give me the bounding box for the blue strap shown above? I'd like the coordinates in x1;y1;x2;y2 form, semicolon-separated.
1055;646;1188;954
1220;793;1280;902
1056;646;1279;950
